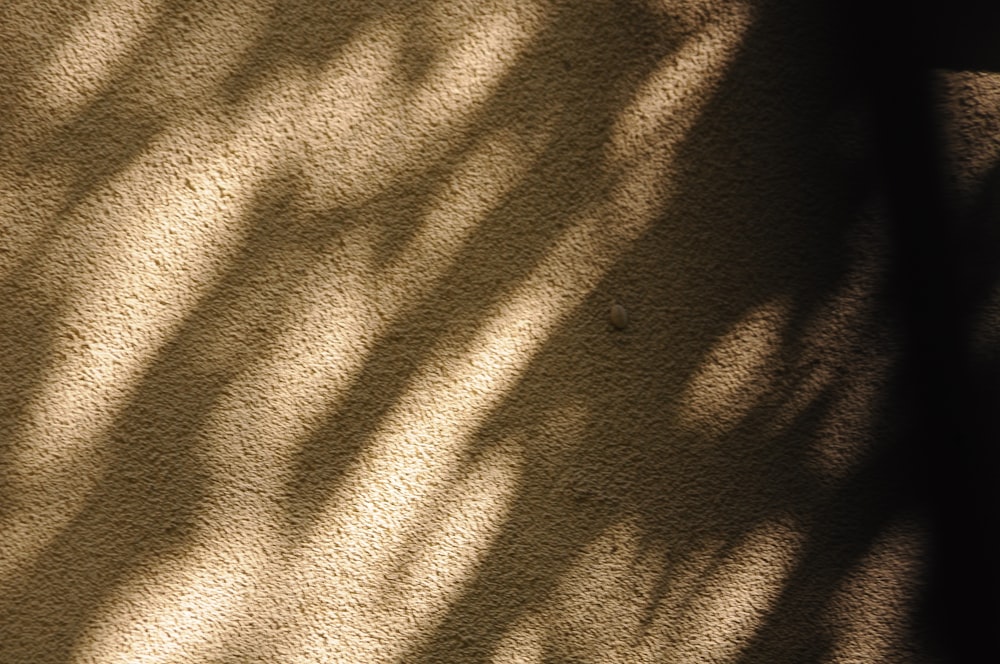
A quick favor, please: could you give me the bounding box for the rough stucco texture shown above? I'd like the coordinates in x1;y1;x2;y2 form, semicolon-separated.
938;69;1000;367
0;1;968;662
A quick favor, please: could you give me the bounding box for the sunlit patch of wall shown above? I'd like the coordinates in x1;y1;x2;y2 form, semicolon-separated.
679;299;789;440
936;70;1000;202
291;0;553;207
936;69;1000;362
607;0;754;165
4;0;276;144
487;515;803;663
16;0;165;133
824;519;928;664
0;2;277;267
797;213;897;484
0;100;295;587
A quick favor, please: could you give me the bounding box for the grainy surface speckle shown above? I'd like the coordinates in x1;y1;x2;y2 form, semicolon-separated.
0;1;985;663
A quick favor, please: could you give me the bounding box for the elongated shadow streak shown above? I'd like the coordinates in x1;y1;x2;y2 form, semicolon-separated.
280;0;680;537
0;174;354;662
407;1;888;659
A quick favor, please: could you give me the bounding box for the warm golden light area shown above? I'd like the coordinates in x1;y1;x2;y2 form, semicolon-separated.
0;0;966;662
936;69;1000;365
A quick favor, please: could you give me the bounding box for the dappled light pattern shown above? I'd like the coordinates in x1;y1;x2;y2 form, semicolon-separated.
679;299;789;439
490;515;803;663
1;0;933;662
937;69;1000;363
825;519;927;664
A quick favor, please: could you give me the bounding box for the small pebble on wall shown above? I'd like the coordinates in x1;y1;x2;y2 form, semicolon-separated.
609;303;628;329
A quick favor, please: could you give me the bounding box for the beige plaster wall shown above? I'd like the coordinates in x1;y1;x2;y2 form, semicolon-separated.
0;1;974;662
938;69;1000;364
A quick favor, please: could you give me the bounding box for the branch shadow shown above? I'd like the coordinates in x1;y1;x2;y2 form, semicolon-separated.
0;168;349;660
404;1;910;660
0;0;935;662
279;0;681;535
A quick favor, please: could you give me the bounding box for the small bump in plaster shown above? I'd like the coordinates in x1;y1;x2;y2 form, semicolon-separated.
609;302;629;329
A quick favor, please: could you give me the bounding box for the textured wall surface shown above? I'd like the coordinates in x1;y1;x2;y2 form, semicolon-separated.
1;1;987;662
939;69;1000;361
